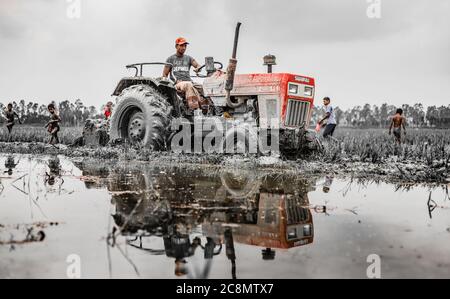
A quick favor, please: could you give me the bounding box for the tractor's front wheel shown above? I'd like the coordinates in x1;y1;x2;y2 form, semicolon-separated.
304;129;324;154
279;129;323;159
109;85;172;150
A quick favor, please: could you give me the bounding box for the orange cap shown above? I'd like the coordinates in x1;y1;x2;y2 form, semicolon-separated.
175;37;189;45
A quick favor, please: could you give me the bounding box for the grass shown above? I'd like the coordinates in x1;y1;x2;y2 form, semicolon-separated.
322;128;450;165
0;125;447;184
0;125;449;166
0;125;81;145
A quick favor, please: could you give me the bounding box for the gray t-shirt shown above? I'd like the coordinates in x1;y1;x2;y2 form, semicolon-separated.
326;105;337;125
166;54;194;82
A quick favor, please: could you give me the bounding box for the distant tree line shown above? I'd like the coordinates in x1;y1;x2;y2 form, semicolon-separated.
0;99;104;126
312;103;450;128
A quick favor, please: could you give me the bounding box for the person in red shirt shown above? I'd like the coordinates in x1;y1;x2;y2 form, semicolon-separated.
104;101;113;120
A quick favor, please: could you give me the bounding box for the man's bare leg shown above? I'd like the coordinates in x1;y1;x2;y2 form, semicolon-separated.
7;125;13;142
176;81;201;110
50;128;59;145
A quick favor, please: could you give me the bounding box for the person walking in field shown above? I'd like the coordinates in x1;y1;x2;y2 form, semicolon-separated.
318;97;337;138
2;103;22;142
45;103;62;145
389;108;407;144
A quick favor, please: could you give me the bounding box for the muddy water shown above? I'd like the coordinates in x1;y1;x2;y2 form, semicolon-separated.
0;154;449;279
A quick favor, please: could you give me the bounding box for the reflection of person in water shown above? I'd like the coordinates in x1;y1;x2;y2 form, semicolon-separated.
323;175;334;193
4;155;19;176
45;157;61;186
224;228;237;279
163;225;201;277
262;248;276;260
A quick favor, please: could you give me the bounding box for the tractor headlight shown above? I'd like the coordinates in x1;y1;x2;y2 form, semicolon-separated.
303;224;312;237
304;86;314;97
287;227;297;240
288;84;298;95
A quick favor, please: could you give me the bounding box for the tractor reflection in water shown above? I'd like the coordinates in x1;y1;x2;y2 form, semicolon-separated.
76;163;315;278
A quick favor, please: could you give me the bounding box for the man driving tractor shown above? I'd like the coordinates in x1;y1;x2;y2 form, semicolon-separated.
163;37;204;111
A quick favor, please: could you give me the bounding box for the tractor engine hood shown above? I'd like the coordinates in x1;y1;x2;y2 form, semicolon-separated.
203;71;292;98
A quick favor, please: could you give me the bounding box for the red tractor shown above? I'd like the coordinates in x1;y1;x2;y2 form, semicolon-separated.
108;23;321;157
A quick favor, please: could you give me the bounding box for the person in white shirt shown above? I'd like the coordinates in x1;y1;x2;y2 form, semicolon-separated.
318;97;337;138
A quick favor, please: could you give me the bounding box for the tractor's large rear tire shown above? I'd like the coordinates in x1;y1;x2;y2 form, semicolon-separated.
110;85;172;150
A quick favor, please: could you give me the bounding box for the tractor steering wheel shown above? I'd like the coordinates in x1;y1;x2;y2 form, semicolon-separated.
192;62;224;78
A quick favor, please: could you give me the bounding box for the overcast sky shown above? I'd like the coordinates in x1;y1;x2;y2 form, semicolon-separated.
0;0;449;109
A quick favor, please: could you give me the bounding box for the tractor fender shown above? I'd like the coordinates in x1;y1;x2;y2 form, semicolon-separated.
112;77;175;97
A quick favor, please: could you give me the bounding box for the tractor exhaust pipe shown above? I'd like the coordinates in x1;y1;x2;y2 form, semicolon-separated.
231;22;241;61
225;22;244;108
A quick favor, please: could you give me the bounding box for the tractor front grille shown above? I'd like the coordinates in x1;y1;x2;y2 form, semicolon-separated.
285;197;309;225
285;99;310;127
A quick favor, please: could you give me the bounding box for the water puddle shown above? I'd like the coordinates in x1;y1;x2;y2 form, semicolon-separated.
0;154;449;278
